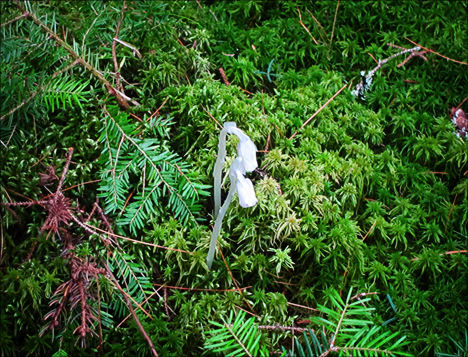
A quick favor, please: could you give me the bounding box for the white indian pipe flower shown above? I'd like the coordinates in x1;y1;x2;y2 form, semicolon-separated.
207;123;258;269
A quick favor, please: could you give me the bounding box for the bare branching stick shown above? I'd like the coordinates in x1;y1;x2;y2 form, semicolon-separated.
352;45;423;99
12;0;131;109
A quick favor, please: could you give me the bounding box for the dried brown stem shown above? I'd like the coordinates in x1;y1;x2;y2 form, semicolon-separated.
202;105;223;129
287;301;319;312
82;222;193;254
307;9;329;42
298;20;318;45
411;250;467;261
146;96;170;122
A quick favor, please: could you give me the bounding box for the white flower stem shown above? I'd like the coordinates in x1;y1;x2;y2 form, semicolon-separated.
213;128;228;219
206;176;237;269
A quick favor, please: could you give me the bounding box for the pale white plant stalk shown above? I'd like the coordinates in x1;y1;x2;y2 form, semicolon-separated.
207;122;258;269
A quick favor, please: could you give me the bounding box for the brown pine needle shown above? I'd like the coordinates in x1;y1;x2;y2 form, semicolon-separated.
455;95;468;110
153;283;251;292
298;21;318;45
202;105;222;129
82;222;194;254
368;53;379;64
287;302;319;311
362;220;377;241
405;37;468;65
330;0;340;46
307;9;329;42
290;83;347;140
411;250;467;261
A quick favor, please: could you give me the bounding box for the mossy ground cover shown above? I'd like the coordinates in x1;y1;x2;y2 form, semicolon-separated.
1;1;467;356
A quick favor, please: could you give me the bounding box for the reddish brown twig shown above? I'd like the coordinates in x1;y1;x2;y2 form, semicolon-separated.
362;220;377;241
234;305;261;318
219;68;231;85
297;10;318;46
455;96;468;111
368;53;379;64
306;9;329;43
62;179;102;192
330;0;340;47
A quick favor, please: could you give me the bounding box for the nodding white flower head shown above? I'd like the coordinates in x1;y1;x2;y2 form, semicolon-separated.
230;157;258;208
237;138;257;172
224;123;258;172
235;168;258;208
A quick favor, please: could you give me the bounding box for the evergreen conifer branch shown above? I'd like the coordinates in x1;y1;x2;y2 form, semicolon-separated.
99;106;209;233
12;0;131;109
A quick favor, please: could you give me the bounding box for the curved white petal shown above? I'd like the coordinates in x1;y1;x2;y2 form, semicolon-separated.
237;139;257;172
235;171;258;208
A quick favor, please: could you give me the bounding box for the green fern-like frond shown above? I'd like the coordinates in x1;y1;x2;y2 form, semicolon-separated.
98;105;210;233
43;74;90;112
107;252;153;318
205;311;269;357
303;289;412;356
